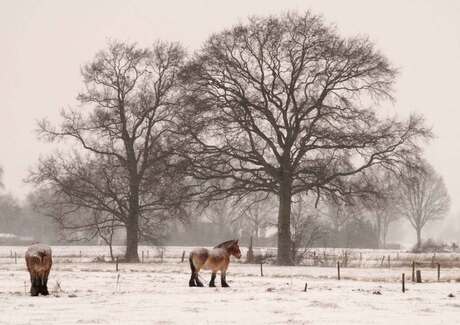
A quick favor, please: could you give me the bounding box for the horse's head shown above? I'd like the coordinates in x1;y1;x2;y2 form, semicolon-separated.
229;239;241;259
214;239;242;259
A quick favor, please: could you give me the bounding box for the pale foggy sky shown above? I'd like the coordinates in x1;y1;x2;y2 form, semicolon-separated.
1;0;459;219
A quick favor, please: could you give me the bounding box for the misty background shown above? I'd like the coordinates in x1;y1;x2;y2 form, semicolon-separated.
0;0;459;249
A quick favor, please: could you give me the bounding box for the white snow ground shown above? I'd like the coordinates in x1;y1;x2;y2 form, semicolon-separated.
0;247;459;325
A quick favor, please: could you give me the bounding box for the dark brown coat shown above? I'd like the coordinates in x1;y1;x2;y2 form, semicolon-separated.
25;244;52;296
189;239;241;287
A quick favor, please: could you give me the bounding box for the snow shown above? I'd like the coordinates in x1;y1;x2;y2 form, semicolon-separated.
25;244;52;258
0;234;17;239
0;246;459;324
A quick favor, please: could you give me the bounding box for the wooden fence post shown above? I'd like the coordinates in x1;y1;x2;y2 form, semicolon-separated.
437;263;440;281
304;282;308;292
260;262;264;277
116;257;119;272
181;251;185;263
416;270;422;283
412;261;415;282
402;273;405;293
337;261;341;280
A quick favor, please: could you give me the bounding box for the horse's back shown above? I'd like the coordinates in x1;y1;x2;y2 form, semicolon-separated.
26;244;52;258
190;247;209;267
190;247;209;257
25;244;52;273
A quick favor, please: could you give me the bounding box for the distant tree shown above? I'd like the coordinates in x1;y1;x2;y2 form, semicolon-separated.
236;193;276;242
0;193;21;233
0;166;3;189
356;169;401;248
290;195;325;263
324;198;371;248
326;200;354;237
179;12;430;264
30;41;189;261
29;187;124;259
396;162;450;250
374;175;400;249
202;197;240;239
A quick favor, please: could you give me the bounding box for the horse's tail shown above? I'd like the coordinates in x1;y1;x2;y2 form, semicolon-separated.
189;254;196;274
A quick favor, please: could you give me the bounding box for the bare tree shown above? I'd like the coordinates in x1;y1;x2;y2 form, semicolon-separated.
0;193;22;233
326;200;354;236
92;211;121;262
290;195;325;264
362;170;400;248
324;197;371;248
397;162;450;250
30;41;188;261
28;187;125;254
236;193;276;242
202;197;241;238
179;12;429;264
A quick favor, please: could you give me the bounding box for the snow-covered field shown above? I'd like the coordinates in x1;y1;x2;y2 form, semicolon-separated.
1;246;460;324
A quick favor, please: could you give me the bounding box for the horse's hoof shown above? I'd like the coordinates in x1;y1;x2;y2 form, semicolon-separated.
209;283;216;287
189;281;196;287
222;283;230;288
30;286;39;296
196;282;204;287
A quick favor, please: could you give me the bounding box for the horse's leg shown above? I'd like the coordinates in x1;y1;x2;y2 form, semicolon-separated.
41;273;49;296
30;274;39;296
189;274;196;287
45;269;51;295
220;260;230;287
209;272;217;287
189;256;197;287
194;269;204;287
220;270;230;287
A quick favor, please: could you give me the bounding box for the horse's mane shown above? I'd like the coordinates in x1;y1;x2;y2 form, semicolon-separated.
214;239;237;249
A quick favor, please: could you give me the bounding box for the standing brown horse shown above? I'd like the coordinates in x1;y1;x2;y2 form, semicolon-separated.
25;244;52;296
189;239;241;287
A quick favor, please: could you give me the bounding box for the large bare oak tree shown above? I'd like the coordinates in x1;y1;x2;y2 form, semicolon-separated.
179;12;430;264
30;41;188;261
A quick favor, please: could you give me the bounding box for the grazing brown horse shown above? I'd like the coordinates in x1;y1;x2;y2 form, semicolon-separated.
25;244;52;296
189;239;241;287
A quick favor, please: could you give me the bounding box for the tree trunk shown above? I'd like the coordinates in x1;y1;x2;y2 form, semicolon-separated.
277;180;293;265
125;183;140;262
416;227;422;251
376;214;382;249
108;241;114;262
125;216;139;262
382;218;389;249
